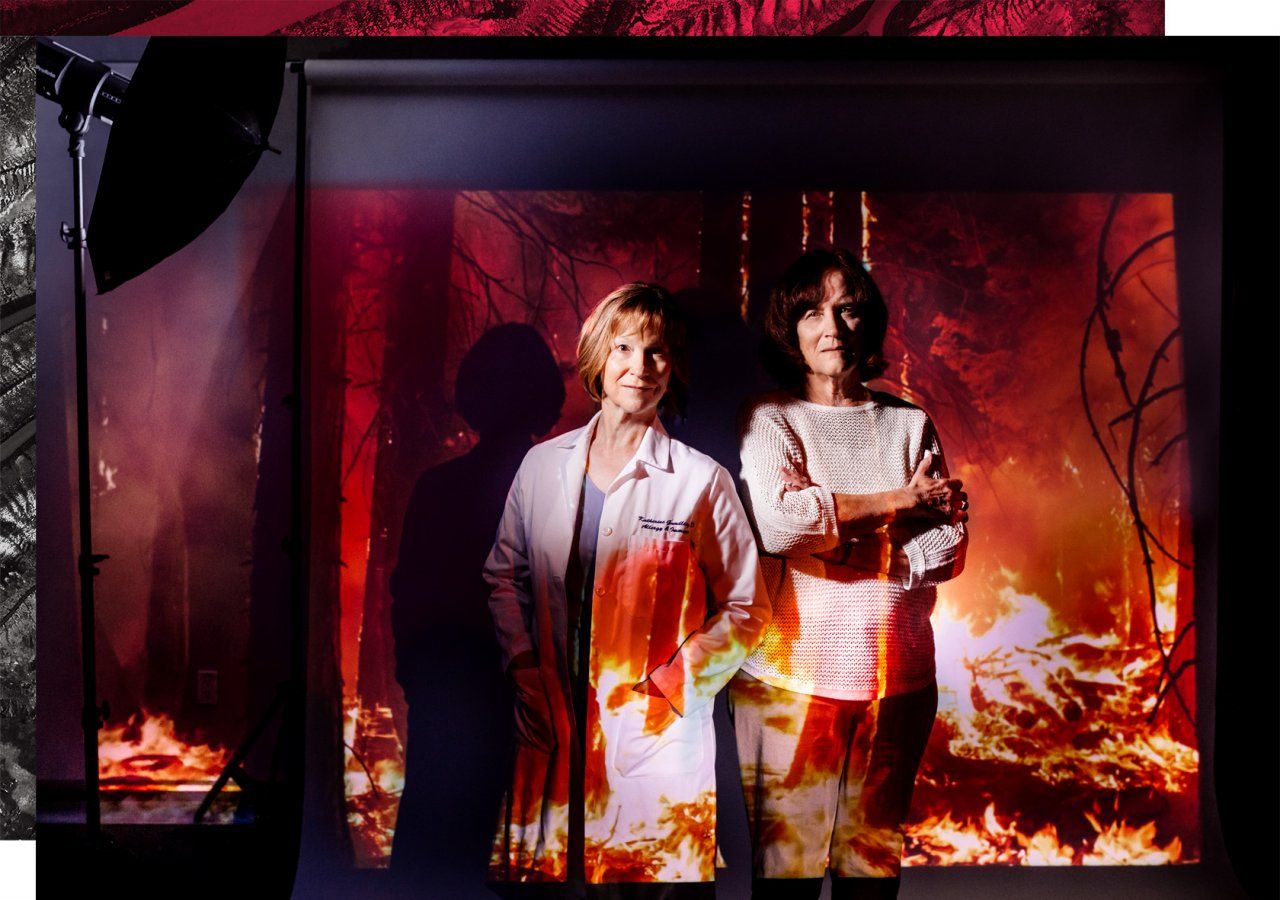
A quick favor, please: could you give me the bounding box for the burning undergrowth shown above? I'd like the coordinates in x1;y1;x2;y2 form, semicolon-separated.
906;580;1197;865
344;699;405;867
98;710;236;792
96;710;240;824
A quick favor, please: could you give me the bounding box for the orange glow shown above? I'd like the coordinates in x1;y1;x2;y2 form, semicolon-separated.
1081;814;1183;865
907;571;1197;865
583;792;718;882
98;711;235;792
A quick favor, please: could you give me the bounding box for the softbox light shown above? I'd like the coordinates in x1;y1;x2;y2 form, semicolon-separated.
87;37;285;294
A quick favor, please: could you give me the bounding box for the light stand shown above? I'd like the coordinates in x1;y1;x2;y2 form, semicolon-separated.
39;35;292;843
38;41;127;839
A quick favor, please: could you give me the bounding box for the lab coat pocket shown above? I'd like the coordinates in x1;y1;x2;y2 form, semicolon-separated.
608;701;711;778
620;533;694;620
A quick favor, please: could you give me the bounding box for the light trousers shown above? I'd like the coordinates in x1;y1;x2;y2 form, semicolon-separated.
728;672;937;887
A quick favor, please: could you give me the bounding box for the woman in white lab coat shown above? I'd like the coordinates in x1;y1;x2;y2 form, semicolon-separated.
484;283;769;896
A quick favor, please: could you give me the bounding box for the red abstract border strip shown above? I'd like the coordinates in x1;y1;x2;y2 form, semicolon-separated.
1;1;1164;38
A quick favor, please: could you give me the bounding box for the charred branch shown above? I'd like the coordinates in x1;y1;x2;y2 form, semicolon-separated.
1081;195;1192;727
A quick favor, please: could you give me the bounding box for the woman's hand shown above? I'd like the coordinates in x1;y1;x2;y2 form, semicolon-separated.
778;454;968;540
780;466;908;575
900;452;968;524
778;464;815;493
507;652;557;753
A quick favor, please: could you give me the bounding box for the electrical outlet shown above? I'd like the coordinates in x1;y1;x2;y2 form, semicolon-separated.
196;669;218;705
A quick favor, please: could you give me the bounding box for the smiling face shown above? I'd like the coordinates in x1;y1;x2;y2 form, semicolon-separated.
795;269;865;382
578;283;689;418
600;324;671;420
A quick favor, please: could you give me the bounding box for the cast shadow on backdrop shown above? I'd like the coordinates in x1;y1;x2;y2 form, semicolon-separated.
665;286;772;475
665;285;772;900
388;324;566;896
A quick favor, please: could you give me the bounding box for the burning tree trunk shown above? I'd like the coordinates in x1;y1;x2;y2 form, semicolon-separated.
802;190;834;251
698;191;744;307
1081;195;1191;732
175;212;278;746
142;479;187;714
243;191;304;785
355;191;456;740
831;190;863;257
675;191;770;470
745;191;803;328
306;191;358;865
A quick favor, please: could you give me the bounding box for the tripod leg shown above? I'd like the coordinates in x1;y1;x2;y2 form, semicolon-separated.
194;684;289;823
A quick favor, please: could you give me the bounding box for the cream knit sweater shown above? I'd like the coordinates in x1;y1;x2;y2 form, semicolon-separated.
737;390;967;700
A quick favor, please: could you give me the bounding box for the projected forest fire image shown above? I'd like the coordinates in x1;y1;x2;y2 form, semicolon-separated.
308;189;1196;869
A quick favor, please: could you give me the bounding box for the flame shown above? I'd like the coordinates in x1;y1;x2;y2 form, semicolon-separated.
904;803;1182;866
96;457;118;493
1080;813;1183;865
98;711;234;791
1154;569;1179;648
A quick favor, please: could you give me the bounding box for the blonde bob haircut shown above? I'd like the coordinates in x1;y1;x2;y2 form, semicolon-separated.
576;282;689;417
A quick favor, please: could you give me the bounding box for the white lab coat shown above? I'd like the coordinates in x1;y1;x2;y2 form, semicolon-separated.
484;412;769;883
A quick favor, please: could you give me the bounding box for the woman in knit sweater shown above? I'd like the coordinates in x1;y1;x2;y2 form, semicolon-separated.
731;249;969;900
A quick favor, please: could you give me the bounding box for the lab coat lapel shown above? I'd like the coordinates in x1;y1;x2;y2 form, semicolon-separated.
548;412;599;583
632;416;672;475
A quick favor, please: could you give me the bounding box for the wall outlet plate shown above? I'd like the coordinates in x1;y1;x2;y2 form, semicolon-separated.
196;669;218;706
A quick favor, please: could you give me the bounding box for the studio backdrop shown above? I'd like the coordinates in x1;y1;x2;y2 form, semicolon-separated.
296;48;1219;894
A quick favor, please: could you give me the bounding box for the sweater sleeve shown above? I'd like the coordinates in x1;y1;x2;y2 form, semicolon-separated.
899;416;968;590
738;403;841;558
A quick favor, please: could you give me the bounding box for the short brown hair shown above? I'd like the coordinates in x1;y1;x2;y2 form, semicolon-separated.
577;282;689;416
762;248;889;388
